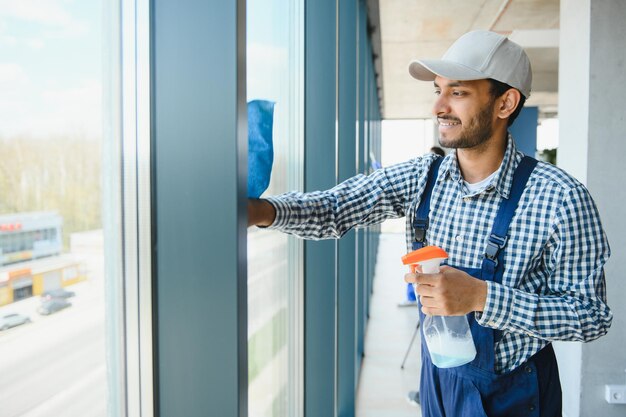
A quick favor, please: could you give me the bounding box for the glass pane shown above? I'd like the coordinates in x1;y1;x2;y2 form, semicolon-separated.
0;1;119;416
247;0;303;416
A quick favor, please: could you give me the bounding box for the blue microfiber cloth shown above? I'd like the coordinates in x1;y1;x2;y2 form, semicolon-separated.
247;100;275;198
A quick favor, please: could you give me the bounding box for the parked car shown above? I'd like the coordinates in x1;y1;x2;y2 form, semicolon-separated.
0;313;31;330
38;298;72;315
41;288;76;300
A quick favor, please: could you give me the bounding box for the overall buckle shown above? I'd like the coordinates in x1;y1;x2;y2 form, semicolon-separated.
413;218;428;242
485;234;508;265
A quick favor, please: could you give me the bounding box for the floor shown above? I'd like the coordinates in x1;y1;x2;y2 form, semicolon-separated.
356;232;422;417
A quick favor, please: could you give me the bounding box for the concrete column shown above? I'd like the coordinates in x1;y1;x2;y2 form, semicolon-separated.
557;1;626;416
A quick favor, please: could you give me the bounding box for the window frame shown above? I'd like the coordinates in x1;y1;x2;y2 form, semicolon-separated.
105;0;154;415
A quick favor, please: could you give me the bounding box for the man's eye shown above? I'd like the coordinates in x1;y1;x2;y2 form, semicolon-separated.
434;90;441;96
452;90;466;97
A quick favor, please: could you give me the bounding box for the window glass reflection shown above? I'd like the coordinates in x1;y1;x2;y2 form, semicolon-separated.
247;0;303;415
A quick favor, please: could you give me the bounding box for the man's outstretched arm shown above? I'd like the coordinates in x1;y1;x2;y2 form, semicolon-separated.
245;157;435;240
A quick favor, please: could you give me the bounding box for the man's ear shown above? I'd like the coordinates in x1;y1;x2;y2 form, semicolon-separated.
497;88;521;120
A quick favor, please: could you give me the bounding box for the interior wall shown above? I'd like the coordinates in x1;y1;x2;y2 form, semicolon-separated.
582;0;626;415
558;1;626;416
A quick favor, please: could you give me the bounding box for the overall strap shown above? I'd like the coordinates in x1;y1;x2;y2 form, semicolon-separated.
481;155;538;345
481;155;538;282
412;157;444;250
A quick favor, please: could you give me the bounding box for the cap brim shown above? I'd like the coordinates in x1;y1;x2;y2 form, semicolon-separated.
409;59;488;82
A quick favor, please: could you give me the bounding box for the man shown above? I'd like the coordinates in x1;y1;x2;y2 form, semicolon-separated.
248;30;612;416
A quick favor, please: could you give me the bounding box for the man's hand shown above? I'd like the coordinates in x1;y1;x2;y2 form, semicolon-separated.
247;198;276;227
404;265;487;316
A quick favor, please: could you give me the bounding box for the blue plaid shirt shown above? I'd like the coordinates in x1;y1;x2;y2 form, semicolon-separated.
267;136;612;373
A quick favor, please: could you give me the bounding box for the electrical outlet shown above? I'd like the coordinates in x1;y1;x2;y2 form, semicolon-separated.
605;385;626;404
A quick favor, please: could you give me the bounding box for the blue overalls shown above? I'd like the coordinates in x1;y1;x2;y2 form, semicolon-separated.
413;156;562;417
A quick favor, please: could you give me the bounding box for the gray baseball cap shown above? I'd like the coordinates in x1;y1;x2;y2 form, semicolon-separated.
409;30;532;98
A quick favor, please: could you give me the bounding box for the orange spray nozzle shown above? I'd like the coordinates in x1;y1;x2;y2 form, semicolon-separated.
401;246;448;273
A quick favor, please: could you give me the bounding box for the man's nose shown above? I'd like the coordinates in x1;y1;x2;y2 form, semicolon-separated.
432;94;449;117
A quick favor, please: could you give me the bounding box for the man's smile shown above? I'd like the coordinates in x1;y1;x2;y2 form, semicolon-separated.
437;118;461;128
437;117;460;124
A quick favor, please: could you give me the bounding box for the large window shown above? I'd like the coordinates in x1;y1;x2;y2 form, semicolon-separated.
0;1;119;416
0;1;145;415
247;0;304;415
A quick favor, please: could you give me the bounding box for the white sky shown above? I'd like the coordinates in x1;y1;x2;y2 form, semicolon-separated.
0;0;101;140
381;119;436;167
537;118;559;151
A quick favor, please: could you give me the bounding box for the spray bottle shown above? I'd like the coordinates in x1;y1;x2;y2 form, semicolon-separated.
401;246;476;368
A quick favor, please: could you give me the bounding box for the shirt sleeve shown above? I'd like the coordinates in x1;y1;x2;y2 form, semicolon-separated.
477;184;613;342
263;158;425;240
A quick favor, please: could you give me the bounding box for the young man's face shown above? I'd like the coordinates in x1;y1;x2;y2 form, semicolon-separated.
432;76;498;149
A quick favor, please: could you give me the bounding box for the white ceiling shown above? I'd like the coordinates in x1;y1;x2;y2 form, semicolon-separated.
377;0;560;119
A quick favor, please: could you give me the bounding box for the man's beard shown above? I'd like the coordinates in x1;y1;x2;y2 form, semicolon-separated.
437;100;496;149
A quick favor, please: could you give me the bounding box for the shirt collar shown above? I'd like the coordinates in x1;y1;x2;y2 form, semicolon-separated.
437;134;522;199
